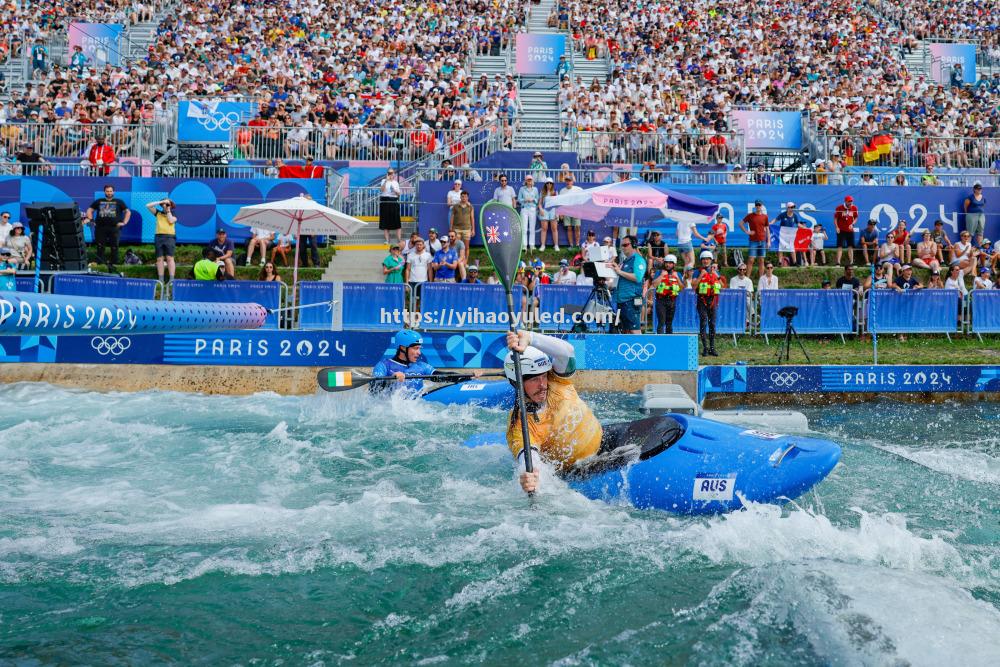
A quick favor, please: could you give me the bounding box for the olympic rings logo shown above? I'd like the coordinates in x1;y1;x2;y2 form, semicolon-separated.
769;371;802;387
617;343;656;362
91;336;132;356
195;111;242;132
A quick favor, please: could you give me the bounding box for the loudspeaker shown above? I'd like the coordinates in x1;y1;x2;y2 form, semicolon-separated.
26;202;88;271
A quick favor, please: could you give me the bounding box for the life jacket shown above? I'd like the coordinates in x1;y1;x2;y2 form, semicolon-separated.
655;271;682;298
697;272;723;301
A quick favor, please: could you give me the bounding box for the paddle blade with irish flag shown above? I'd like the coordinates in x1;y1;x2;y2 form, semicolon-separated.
317;369;355;391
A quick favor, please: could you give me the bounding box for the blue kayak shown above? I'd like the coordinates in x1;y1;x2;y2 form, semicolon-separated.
423;380;515;409
463;414;841;514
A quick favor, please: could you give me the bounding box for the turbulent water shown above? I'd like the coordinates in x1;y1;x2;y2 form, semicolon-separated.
1;383;999;665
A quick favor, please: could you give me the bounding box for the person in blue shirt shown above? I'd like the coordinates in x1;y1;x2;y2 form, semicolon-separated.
0;248;17;291
431;236;459;282
609;235;647;334
371;330;478;394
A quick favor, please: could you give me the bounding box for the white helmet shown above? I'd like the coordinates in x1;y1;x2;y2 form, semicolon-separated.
699;250;714;260
664;254;678;264
504;346;552;381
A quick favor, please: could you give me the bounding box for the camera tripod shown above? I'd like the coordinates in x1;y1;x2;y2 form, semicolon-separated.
774;310;811;364
572;279;615;333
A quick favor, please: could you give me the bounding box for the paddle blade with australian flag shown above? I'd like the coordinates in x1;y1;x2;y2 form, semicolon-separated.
479;201;523;289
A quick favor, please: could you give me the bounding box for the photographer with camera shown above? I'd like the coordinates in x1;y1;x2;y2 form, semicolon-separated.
650;254;682;334
147;198;177;283
694;250;722;356
608;235;647;334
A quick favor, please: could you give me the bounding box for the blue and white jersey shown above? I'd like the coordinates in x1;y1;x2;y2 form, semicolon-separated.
371;356;437;393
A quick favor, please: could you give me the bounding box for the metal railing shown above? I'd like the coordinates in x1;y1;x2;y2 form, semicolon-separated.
563;130;746;166
0;122;156;164
228;124;498;164
815;132;1000;170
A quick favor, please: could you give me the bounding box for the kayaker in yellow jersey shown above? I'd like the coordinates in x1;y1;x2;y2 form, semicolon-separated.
504;329;603;493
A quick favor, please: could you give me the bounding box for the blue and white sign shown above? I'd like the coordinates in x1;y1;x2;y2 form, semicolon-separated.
699;365;1000;402
731;111;803;150
929;43;977;85
0;331;698;371
178;101;257;143
68;23;123;68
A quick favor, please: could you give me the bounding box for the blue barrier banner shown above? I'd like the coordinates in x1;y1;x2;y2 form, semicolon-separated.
343;282;406;331
659;290;747;335
1;176;326;244
177;101;257;143
731;110;803;150
575;333;699;371
298;282;334;330
297;282;406;331
759;289;854;334
171;280;281;329
869;289;958;333
15;277;39;292
700;365;1000;401
417;182;999;248
416;283;525;331
0;331;697;371
51;274;157;300
971;290;1000;333
535;284;593;331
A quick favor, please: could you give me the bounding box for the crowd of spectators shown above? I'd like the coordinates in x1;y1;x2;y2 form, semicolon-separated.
1;0;529;168
558;0;1000;168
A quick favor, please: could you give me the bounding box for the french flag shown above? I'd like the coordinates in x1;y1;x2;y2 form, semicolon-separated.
778;226;812;252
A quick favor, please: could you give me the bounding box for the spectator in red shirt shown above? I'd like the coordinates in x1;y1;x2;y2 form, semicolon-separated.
833;195;859;266
710;213;729;267
87;136;116;177
739;200;770;279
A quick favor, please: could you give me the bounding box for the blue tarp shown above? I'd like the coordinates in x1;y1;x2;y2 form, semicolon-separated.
653;290;748;335
760;289;854;335
51;274;158;300
868;289;958;334
171;280;281;329
416;283;525;331
971;290;1000;333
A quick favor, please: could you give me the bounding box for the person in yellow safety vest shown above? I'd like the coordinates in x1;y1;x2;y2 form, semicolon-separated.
694;250;723;356
651;254;683;334
504;329;603;494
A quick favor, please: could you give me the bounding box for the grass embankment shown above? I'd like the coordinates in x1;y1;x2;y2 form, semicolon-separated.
101;244;334;282
710;335;1000;365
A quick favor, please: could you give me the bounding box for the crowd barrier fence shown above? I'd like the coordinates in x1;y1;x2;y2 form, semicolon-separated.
170;280;283;329
415;282;526;332
51;274;159;300
10;274;1000;340
298;281;408;331
971;290;1000;335
867;289;960;334
759;289;855;336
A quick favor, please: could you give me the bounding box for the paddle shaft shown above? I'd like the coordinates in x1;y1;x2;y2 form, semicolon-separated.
505;290;535;476
318;370;501;392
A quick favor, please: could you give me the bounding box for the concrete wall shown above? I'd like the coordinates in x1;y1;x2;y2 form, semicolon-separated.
0;364;698;397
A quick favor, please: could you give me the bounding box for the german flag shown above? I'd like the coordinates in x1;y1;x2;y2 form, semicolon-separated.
863;133;892;162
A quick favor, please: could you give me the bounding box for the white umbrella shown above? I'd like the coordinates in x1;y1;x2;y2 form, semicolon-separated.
231;195;367;301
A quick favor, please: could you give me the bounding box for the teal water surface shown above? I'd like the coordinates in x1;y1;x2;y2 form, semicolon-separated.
1;384;999;665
